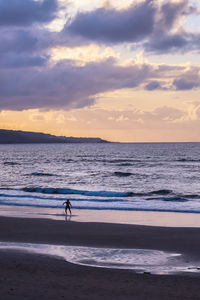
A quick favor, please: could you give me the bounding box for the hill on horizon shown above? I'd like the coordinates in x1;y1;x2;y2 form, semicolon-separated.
0;129;109;144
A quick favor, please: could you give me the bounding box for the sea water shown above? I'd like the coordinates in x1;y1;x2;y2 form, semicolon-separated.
0;242;200;275
0;143;200;214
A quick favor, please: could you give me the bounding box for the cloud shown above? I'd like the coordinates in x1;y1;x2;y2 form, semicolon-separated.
173;67;200;90
0;0;200;114
142;0;199;53
0;0;58;26
0;27;57;55
63;0;199;54
68;106;186;131
152;106;185;121
173;78;200;90
0;53;199;111
67;0;156;43
145;80;164;90
0;0;198;59
0;53;48;68
0;58;152;111
158;0;194;31
145;33;190;53
0;29;39;54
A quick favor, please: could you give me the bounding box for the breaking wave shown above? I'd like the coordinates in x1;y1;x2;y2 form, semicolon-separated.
0;187;199;200
22;187;132;197
0;188;199;213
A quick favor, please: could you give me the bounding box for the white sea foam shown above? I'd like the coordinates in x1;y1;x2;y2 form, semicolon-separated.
0;188;200;213
0;143;200;214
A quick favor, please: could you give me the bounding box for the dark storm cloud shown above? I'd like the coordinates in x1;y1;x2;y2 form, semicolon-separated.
0;0;58;26
67;0;156;43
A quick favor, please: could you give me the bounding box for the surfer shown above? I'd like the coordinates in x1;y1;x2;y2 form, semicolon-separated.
63;199;72;215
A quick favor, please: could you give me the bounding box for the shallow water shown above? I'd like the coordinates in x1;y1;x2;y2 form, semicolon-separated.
0;242;200;275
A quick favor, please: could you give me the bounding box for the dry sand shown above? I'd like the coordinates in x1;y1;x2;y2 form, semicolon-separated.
0;216;200;300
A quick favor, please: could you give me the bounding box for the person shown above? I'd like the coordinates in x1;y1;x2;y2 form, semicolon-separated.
63;199;72;215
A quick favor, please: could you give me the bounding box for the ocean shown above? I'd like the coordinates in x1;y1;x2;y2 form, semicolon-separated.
0;143;200;214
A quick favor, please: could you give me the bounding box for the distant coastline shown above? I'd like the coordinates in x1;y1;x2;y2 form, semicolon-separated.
0;129;109;144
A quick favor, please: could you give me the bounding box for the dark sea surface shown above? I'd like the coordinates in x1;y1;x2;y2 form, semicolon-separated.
0;143;200;213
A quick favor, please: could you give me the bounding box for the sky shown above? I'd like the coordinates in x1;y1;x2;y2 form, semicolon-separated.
0;0;200;142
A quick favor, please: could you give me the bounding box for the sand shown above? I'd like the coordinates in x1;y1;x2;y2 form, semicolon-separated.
0;216;200;299
1;205;200;227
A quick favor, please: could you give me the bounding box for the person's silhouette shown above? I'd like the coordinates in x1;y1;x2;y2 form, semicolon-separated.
63;199;72;215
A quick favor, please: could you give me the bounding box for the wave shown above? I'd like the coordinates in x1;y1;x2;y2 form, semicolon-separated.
1;187;199;201
117;163;133;166
0;193;122;203
0;193;189;203
149;189;172;195
176;159;200;162
78;159;142;164
1;200;200;214
104;159;142;164
181;194;200;199
0;189;200;214
114;172;133;177
57;159;74;163
146;197;188;202
3;161;19;166
22;187;132;197
29;172;58;177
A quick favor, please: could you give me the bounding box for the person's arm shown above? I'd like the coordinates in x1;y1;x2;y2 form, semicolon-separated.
63;201;66;205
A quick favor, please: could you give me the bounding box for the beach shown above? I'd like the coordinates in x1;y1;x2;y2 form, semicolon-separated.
1;0;200;296
0;214;200;300
0;143;200;298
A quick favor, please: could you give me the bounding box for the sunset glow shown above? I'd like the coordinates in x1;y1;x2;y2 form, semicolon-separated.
0;0;200;142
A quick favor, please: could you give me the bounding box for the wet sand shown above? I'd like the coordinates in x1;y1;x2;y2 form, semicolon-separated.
0;216;200;299
1;206;200;227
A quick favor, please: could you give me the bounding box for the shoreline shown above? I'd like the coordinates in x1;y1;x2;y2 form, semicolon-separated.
0;215;200;299
0;205;200;227
0;215;200;258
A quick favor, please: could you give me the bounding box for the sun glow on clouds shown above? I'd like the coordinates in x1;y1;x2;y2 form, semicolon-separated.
0;0;200;141
66;0;134;11
51;44;119;65
1;94;200;142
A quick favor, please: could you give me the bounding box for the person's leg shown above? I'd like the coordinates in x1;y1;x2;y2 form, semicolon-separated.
68;206;72;215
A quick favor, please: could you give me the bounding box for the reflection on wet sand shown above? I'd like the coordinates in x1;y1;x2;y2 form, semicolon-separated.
65;215;72;222
0;242;200;275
